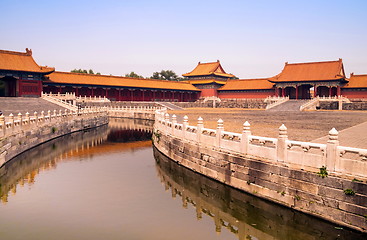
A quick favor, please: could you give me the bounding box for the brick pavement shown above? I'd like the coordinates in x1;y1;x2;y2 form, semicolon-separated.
312;120;367;148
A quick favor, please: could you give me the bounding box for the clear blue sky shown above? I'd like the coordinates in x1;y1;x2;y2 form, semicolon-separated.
1;0;366;78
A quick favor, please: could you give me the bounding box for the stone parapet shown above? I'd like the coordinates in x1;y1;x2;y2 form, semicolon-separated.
0;108;108;167
153;110;367;232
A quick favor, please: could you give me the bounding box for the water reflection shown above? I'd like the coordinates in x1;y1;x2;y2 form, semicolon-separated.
153;147;367;240
0;119;153;204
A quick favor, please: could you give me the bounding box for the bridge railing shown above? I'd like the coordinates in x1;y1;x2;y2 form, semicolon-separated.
154;110;367;179
0;107;107;138
265;96;289;110
107;106;161;113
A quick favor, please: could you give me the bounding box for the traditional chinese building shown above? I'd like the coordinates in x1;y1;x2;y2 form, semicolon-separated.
1;48;366;100
218;78;274;99
0;48;200;101
43;71;199;101
269;59;347;99
0;49;54;97
341;73;367;98
183;60;235;97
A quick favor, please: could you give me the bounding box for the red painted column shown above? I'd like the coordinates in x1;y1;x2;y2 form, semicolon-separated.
295;86;299;100
282;88;285;97
142;90;145;101
153;91;156;101
314;85;317;98
337;86;341;96
329;87;332;97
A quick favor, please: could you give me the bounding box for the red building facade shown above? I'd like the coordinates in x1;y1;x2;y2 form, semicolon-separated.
0;49;54;97
1;49;366;100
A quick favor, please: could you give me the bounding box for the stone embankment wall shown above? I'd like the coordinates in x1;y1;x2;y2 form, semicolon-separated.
85;101;161;108
153;111;367;232
174;99;267;109
319;100;367;110
0;109;108;167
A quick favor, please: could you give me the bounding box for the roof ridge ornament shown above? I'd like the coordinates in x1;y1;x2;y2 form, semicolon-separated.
25;48;32;56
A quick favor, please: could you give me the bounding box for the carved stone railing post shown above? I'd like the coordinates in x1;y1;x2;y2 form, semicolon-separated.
182;115;188;139
25;112;30;126
9;113;14;132
165;113;170;133
18;113;23;127
33;112;38;126
326;128;339;172
241;121;251;155
0;114;5;136
277;124;288;162
172;114;177;136
216;119;223;148
41;111;45;123
48;110;52;122
197;117;203;143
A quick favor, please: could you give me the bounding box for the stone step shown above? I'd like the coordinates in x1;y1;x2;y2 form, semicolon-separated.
156;102;184;110
0;97;67;116
267;100;309;111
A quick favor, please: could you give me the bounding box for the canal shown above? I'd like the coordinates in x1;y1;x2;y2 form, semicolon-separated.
0;118;366;240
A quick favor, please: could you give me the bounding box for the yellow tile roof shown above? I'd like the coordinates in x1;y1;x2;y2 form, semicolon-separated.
183;61;235;78
270;59;345;82
219;78;274;90
0;49;55;74
187;79;227;85
46;71;200;91
344;74;367;88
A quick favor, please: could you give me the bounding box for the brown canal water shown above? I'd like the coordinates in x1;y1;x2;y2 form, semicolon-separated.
0;118;366;240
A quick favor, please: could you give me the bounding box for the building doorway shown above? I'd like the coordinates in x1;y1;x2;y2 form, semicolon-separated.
285;87;296;99
0;76;17;97
298;84;312;99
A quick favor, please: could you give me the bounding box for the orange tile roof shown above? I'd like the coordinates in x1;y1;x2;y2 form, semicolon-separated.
270;59;345;83
183;61;235;78
219;78;274;91
343;73;367;88
187;79;227;85
0;49;55;74
46;71;200;91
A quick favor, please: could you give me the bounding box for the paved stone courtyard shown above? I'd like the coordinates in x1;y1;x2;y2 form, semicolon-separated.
169;108;367;144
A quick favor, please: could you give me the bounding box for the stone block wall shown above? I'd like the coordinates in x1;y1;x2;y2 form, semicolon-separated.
174;99;267;109
153;131;367;232
319;100;367;110
0;112;108;167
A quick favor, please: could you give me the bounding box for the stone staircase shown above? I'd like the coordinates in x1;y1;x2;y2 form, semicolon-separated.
267;100;309;111
0;97;66;116
156;102;184;110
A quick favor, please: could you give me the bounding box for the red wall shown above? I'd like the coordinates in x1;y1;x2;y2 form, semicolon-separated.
341;89;367;99
200;89;217;97
218;91;274;99
19;79;42;97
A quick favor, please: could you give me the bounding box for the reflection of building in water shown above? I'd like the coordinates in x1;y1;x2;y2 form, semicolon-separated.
107;118;153;143
0;126;108;204
153;148;365;240
0;118;153;204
